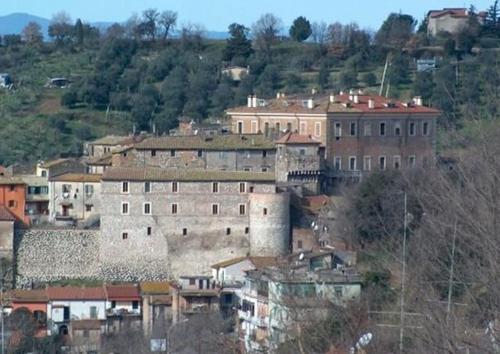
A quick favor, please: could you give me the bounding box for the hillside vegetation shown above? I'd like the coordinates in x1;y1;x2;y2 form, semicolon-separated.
0;6;499;165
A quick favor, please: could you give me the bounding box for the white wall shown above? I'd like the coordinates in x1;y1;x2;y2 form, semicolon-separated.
48;300;107;322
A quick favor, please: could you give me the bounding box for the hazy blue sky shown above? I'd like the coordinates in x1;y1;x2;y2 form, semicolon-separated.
1;0;493;31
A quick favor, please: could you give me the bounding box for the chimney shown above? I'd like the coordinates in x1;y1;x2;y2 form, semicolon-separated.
349;95;353;101
329;94;335;103
307;98;314;109
276;92;281;99
252;95;257;108
413;96;423;106
311;88;317;95
353;95;359;104
247;95;252;108
368;99;375;109
340;90;344;95
349;89;354;95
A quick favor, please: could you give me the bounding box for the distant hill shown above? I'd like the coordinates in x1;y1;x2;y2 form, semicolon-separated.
0;12;229;40
0;13;50;37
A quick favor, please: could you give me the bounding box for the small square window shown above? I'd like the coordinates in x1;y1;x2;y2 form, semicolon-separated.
132;301;139;309
263;208;268;216
189;278;195;285
182;228;187;236
245;227;250;234
122;181;129;193
85;205;92;212
145;182;151;193
249;186;254;193
226;228;231;235
147;227;152;236
262;150;267;158
151;150;157;157
122;232;128;240
261;167;268;172
298;240;303;249
9;185;15;192
8;200;15;208
198;150;203;157
170;150;176;157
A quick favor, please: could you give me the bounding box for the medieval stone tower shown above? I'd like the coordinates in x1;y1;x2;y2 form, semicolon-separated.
248;192;290;256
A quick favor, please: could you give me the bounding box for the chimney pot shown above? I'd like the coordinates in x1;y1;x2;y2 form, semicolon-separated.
252;95;257;108
368;99;375;109
247;95;252;108
307;98;314;109
329;94;335;103
353;95;359;104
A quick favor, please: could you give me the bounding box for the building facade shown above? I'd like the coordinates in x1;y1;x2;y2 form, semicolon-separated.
427;8;486;36
0;177;29;225
113;134;276;173
100;167;290;278
227;93;441;182
48;173;102;225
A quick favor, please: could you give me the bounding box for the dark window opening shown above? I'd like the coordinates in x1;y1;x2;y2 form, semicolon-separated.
147;227;152;236
380;123;386;136
122;232;128;240
151;150;156;157
226;228;231;235
263;208;268;216
182;228;187;236
245;227;250;234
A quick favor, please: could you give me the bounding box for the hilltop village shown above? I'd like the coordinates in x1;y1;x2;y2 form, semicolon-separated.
0;90;440;352
3;2;500;352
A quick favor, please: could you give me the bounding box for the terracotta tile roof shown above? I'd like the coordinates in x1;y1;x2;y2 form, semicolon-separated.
71;319;103;330
227;93;441;116
105;284;140;300
134;134;275;150
102;167;275;182
211;256;279;269
275;132;321;145
39;158;72;168
9;289;48;303
303;195;331;208
428;8;469;18
49;173;102;183
0;205;16;221
86;154;112;166
46;287;106;301
140;282;171;294
0;177;25;185
88;135;132;146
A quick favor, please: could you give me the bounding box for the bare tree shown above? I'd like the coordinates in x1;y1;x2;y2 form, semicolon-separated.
252;13;283;56
159;10;178;41
48;11;72;45
22;21;43;45
142;8;160;41
311;21;328;45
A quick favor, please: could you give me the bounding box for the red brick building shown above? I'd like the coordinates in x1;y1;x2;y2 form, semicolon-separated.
227;92;441;180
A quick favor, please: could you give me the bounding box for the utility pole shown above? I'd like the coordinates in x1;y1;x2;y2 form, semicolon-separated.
446;219;458;322
399;192;408;354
